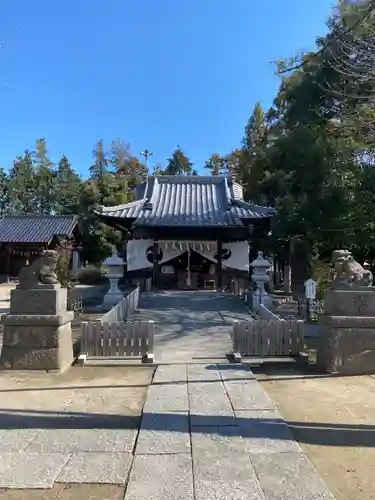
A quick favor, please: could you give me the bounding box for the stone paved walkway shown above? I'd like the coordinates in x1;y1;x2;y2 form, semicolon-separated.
126;363;335;500
0;364;336;498
129;291;252;363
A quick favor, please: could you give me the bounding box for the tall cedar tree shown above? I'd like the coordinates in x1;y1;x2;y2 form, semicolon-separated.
0;168;10;213
33;138;56;215
8;151;37;214
55;155;82;215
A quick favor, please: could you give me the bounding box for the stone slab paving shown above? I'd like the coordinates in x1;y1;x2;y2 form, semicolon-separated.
126;363;336;500
188;380;235;426
0;363;335;497
191;426;266;500
56;452;133;484
0;429;41;452
125;454;194;500
136;411;191;455
224;380;277;411
0;452;70;489
128;291;252;363
27;428;138;453
251;452;334;500
142;383;189;412
153;364;187;384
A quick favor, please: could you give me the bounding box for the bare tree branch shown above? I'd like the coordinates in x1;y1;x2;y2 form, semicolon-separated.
278;0;375;74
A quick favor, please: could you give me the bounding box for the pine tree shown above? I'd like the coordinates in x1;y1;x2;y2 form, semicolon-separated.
55;155;82;215
110;138;147;200
33;138;56;214
223;149;243;177
243;102;267;150
238;103;270;203
0;167;10;213
90;140;109;201
164;147;193;175
8;151;37;214
204;153;225;175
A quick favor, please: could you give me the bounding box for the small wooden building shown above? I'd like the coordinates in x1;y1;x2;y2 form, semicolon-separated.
97;175;274;290
0;215;81;282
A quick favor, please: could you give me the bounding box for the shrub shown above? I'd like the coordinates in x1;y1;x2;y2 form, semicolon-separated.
77;265;106;285
56;253;71;287
313;260;332;299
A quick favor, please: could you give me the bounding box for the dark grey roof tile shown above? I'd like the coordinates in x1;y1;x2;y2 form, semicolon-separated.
99;175;274;227
0;215;78;243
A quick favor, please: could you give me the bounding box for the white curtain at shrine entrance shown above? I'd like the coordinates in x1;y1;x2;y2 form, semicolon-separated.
126;239;187;271
221;241;250;271
126;239;249;272
192;241;249;272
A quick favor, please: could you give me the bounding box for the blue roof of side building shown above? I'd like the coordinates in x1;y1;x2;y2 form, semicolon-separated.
98;175;274;227
0;215;78;243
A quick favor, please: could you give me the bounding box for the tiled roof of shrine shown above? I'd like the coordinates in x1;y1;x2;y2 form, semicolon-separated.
97;175;274;228
0;215;78;243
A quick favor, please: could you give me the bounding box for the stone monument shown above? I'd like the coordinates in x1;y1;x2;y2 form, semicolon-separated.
317;249;375;374
0;250;74;371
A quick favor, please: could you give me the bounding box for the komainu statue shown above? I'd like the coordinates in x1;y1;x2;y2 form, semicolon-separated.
331;250;373;289
18;250;60;288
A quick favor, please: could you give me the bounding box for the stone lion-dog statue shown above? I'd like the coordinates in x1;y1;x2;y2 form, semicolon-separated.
18;249;60;288
331;249;373;289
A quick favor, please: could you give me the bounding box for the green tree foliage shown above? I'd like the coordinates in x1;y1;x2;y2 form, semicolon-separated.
204;153;225;175
203;3;375;265
110;138;147;201
89;140;109;201
1;137;148;264
8;151;37;214
0;167;9;213
33;138;56;215
163;147;194;175
55;155;82;215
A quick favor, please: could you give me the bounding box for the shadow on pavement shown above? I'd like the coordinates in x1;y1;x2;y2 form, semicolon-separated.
0;407;374;447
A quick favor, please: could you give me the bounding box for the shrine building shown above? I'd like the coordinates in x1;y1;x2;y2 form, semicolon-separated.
0;215;81;282
97;175;274;290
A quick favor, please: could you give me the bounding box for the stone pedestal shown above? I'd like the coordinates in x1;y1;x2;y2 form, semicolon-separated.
0;285;74;372
317;288;375;374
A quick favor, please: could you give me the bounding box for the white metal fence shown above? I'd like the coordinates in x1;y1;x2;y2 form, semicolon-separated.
232;319;304;361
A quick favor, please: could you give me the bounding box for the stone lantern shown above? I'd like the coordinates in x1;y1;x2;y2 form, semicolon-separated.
250;251;271;310
102;246;124;308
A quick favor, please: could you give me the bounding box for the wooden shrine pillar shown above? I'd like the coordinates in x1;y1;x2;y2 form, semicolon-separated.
217;238;222;290
152;240;159;287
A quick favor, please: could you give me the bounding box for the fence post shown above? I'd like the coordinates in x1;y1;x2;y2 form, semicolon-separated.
142;320;154;364
231;321;242;363
77;321;88;366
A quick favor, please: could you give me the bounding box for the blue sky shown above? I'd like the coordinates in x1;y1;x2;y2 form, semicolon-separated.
0;0;335;176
